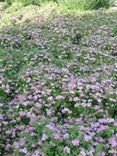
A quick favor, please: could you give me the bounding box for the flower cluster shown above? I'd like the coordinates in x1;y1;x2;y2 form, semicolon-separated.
0;9;117;156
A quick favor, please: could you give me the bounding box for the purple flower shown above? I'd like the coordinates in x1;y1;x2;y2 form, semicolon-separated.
62;108;72;114
63;146;70;154
53;133;60;139
71;139;80;146
19;139;26;146
74;103;80;108
38;139;42;145
84;135;92;141
0;114;3;120
42;133;48;141
68;81;75;92
97;151;105;156
14;142;20;148
79;150;86;156
35;103;41;108
76;118;82;123
114;122;117;126
20;147;27;154
63;133;69;139
109;137;117;147
33;150;41;156
18;95;26;102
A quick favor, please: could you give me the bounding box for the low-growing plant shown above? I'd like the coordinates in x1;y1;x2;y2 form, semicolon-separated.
0;2;117;156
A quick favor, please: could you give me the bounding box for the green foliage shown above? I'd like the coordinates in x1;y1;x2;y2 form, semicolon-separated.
4;0;54;6
59;0;95;10
59;0;115;10
3;0;115;9
94;0;115;9
0;2;117;155
111;25;117;36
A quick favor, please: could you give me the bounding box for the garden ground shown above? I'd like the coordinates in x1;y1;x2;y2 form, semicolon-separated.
0;2;117;156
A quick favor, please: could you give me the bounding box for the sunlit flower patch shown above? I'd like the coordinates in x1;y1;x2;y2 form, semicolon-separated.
0;8;117;156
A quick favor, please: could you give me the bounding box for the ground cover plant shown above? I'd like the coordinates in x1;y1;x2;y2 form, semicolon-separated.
0;1;117;156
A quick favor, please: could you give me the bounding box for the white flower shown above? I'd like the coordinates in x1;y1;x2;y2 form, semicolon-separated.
63;146;70;154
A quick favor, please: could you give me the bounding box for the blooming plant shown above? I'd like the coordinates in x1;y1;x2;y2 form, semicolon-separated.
0;4;117;156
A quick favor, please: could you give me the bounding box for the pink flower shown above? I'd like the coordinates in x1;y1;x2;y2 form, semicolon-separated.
53;133;60;139
19;111;26;116
76;118;82;123
73;97;79;101
33;150;41;156
68;81;75;92
56;95;64;100
74;104;80;108
31;143;36;147
62;108;72;114
71;139;80;146
114;122;117;126
31;132;36;136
